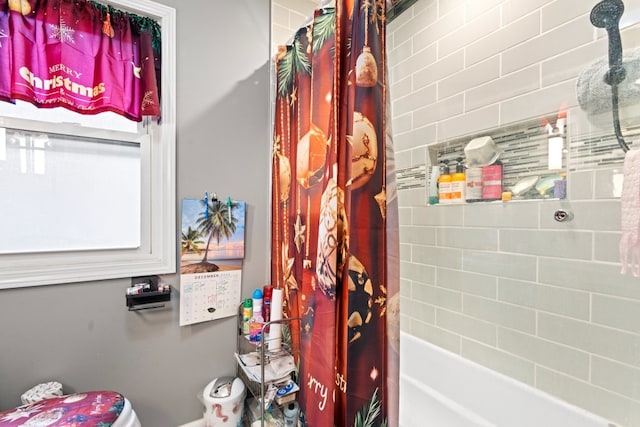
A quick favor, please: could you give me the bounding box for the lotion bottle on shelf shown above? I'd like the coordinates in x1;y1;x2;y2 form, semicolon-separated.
465;166;483;202
450;158;466;203
438;161;452;204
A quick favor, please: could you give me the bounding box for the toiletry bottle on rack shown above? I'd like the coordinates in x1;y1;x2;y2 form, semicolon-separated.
242;298;252;335
262;285;273;333
249;289;264;342
438;161;452;204
450;158;466;203
428;164;440;205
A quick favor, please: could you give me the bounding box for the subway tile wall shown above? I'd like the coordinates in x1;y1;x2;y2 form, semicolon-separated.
271;0;319;52
389;0;640;425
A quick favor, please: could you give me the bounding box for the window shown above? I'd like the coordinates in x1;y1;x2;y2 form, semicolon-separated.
0;0;176;289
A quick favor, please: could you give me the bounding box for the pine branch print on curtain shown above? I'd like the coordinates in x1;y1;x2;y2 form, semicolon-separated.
271;1;400;426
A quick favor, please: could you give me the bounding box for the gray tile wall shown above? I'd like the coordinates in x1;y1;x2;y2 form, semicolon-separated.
271;0;319;52
389;0;640;426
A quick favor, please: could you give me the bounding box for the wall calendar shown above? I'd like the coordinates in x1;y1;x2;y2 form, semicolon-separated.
179;197;246;326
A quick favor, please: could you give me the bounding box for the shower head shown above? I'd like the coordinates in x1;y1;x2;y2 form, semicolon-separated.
590;0;624;29
590;0;626;86
588;0;630;152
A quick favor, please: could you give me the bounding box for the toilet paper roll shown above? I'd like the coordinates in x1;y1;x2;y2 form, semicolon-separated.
268;288;284;351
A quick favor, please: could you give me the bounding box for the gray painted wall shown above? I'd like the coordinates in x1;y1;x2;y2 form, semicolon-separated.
0;1;272;426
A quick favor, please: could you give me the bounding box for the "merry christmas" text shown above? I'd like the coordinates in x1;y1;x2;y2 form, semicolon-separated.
18;66;105;98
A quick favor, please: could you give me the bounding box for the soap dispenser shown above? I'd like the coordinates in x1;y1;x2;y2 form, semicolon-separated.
438;161;452;204
450;158;466;203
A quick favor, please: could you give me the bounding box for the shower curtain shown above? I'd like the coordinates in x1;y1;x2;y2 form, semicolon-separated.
270;1;399;425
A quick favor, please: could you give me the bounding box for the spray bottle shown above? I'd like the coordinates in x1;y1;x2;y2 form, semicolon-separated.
249;289;264;342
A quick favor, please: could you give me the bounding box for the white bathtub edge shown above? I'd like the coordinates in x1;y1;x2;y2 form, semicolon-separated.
400;331;619;427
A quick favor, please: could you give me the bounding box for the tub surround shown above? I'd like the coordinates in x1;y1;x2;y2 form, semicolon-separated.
390;0;640;425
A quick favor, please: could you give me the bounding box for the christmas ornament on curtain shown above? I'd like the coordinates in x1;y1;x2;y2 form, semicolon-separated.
296;123;328;189
271;1;400;426
0;0;161;121
354;0;378;87
350;111;378;189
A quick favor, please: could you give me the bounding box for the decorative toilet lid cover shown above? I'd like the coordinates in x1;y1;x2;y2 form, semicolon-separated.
0;391;124;426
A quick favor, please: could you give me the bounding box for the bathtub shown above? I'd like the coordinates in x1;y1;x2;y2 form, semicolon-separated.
399;332;617;427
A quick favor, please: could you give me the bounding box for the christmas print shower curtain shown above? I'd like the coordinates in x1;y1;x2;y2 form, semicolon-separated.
271;1;399;425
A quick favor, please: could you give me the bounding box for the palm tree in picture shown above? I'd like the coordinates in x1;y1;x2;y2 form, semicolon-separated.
182;198;238;273
181;226;204;256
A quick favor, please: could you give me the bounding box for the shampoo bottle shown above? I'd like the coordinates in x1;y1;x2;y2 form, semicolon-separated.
450;158;466;203
438;161;452;204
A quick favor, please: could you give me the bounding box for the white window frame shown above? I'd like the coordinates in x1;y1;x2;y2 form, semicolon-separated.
0;0;176;289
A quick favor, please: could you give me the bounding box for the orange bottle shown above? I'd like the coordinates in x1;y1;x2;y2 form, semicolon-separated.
438;162;452;204
450;158;466;203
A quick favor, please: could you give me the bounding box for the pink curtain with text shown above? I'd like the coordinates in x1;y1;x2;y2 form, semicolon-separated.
0;0;160;121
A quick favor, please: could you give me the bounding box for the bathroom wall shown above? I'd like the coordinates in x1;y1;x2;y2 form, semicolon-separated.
389;0;640;425
0;1;271;426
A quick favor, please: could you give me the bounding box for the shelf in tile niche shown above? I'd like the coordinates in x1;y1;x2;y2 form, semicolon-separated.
397;116;570;203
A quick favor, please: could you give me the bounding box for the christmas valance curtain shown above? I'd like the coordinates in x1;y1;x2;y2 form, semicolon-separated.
0;0;160;121
271;0;399;425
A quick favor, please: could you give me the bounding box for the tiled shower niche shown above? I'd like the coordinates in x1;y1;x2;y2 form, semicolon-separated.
396;117;635;202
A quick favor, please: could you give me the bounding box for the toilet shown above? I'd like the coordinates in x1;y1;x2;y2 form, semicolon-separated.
0;391;141;426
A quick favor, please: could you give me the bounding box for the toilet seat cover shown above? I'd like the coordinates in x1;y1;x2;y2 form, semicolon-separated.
0;391;124;426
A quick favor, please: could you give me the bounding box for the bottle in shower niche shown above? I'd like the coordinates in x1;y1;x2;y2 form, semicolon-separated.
428;164;440;205
481;160;503;201
450;158;466;203
438;161;452;204
465;166;483;202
